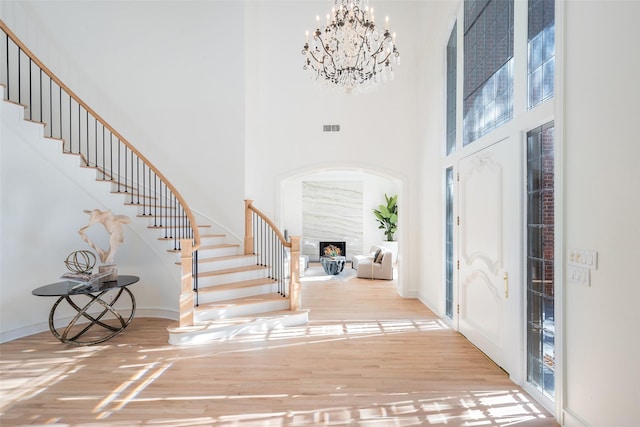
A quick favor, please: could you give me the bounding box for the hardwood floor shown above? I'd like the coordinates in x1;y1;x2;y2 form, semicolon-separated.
0;270;559;426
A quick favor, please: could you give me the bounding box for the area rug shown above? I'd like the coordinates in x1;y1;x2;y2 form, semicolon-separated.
300;265;356;282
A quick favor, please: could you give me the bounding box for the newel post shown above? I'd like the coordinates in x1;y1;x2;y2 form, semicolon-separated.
179;239;194;327
289;235;301;311
244;199;253;256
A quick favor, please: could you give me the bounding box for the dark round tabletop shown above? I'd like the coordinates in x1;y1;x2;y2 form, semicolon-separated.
32;275;140;297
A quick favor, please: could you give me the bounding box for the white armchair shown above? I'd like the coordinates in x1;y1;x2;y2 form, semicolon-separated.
353;245;393;280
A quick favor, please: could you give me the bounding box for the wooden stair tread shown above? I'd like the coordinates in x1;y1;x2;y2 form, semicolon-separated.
149;224;210;230
112;191;157;199
196;277;275;293
137;213;196;219
166;242;237;254
4;98;27;108
44;136;64;143
198;243;238;250
196;264;269;278
200;233;226;239
125;201;176;208
175;253;252;266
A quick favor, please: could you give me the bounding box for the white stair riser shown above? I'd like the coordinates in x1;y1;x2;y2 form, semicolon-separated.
197;283;279;305
195;246;240;258
195;299;290;322
168;311;309;346
196;257;257;273
200;236;227;246
172;247;241;265
196;269;270;287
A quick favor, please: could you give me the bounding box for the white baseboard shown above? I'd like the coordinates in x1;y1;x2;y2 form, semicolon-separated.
0;308;179;344
562;408;591;427
417;292;441;317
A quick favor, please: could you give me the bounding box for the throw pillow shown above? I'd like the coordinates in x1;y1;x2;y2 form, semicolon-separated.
375;249;384;264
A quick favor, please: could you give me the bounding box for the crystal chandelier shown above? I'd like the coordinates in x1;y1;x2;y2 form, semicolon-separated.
302;0;400;94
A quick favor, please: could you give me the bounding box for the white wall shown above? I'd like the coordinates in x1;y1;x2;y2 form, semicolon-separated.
414;0;458;316
0;0;247;237
561;2;640;426
1;95;179;342
244;1;423;296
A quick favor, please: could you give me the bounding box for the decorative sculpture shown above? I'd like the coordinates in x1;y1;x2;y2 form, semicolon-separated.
64;250;97;274
78;209;130;264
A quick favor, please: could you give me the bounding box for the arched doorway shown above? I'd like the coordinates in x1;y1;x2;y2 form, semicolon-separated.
277;166;405;296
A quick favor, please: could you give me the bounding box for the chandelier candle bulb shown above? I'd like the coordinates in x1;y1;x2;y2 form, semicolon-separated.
386;16;389;30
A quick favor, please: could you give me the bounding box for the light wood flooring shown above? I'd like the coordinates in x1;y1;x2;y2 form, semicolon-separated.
0;268;559;426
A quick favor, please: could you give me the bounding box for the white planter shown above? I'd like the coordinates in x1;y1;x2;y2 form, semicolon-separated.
379;241;398;263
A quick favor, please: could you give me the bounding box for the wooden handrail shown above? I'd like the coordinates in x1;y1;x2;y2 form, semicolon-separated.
244;200;300;310
246;200;291;248
0;19;200;250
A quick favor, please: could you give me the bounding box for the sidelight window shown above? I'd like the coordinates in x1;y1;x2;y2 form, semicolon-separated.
526;122;555;401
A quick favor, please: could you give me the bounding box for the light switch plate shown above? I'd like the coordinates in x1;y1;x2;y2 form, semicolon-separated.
567;265;590;286
568;248;598;270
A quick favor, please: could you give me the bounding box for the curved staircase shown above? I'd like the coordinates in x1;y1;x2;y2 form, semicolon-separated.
1;20;307;346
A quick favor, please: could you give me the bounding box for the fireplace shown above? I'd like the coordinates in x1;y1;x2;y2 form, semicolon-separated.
319;241;346;259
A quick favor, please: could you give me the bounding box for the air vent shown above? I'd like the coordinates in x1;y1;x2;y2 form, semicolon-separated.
323;124;341;132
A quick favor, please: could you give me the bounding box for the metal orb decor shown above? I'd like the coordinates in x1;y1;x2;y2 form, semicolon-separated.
64;250;97;274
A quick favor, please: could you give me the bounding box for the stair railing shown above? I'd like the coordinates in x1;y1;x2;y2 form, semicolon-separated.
1;21;201;322
1;21;200;249
245;200;301;310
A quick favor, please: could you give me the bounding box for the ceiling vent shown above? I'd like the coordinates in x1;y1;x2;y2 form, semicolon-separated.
323;124;341;132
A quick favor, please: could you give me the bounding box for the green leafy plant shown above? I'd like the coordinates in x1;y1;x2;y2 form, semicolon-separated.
373;193;398;241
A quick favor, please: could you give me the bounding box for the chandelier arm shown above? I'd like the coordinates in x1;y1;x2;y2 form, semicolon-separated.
308;49;326;66
315;33;337;60
375;50;392;65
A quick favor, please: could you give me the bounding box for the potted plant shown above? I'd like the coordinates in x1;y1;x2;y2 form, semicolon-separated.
373;193;398;262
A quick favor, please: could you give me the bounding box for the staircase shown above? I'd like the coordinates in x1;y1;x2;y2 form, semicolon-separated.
166;223;308;346
1;20;307;345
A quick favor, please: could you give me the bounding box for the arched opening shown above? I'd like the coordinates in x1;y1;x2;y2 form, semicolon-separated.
276;166;405;296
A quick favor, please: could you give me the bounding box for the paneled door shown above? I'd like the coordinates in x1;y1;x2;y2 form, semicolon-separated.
458;138;522;376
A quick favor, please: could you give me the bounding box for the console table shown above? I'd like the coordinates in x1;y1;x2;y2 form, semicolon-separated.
32;275;139;346
320;256;346;275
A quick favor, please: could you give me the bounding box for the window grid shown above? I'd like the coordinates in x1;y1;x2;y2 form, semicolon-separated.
527;123;555;401
463;0;514;145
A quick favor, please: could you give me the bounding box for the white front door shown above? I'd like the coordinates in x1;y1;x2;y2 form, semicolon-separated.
458;138;522;376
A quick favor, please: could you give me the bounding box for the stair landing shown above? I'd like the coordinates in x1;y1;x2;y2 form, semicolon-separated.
167;309;309;346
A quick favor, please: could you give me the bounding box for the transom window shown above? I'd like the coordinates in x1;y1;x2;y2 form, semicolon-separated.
528;0;555;108
463;0;514;145
446;23;457;155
